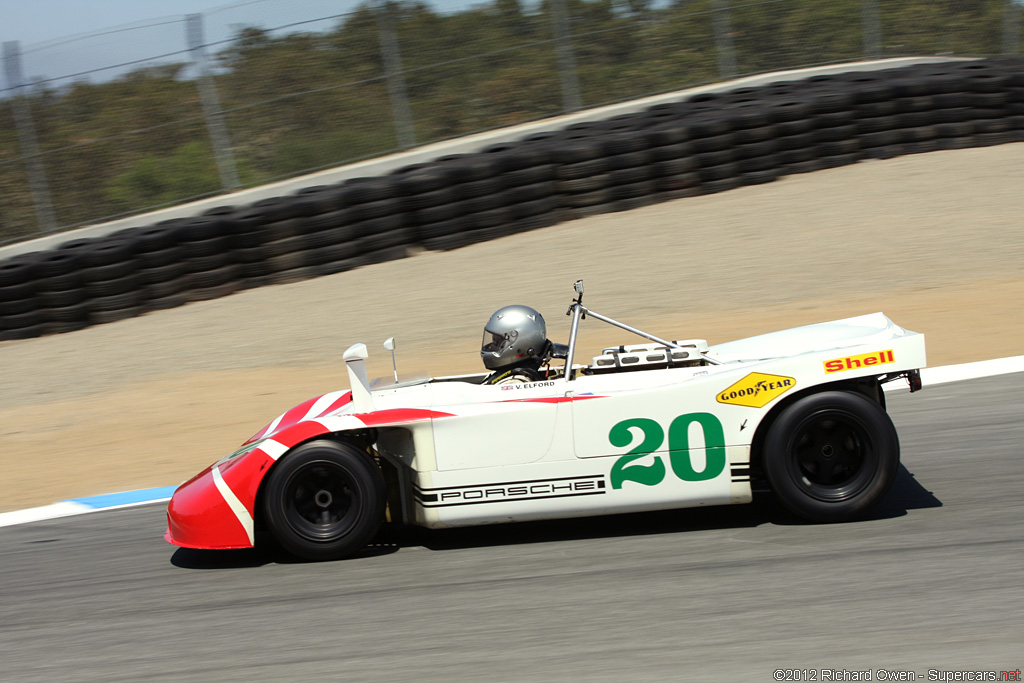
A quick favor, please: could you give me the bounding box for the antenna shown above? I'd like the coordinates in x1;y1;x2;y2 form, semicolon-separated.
383;337;398;383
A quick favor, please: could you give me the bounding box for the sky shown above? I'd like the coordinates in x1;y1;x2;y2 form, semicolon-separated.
2;0;245;47
1;0;485;47
0;0;483;87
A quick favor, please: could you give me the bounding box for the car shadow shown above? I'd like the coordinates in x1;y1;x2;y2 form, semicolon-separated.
169;465;941;566
169;532;400;569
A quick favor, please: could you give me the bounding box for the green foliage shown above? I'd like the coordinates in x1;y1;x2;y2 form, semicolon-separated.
0;0;1016;236
106;141;221;212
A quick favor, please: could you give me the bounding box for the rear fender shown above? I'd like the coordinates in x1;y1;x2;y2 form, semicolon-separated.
747;378;884;489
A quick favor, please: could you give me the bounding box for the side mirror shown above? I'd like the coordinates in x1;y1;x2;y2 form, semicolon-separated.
343;343;374;412
383;337;398;383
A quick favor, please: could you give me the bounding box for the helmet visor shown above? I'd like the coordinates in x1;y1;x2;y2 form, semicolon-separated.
482;327;516;355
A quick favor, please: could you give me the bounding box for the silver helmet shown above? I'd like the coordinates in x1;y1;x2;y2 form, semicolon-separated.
481;305;548;371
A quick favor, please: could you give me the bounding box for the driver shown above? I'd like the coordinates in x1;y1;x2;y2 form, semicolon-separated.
480;305;554;385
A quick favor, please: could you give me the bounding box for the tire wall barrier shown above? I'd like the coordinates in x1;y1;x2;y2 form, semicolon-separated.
2;57;1023;341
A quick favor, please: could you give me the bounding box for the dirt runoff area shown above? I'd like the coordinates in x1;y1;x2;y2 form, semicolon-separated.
1;144;1022;513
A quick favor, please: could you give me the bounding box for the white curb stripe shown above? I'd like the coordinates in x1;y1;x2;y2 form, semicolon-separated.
882;355;1024;392
922;355;1024;386
0;501;93;528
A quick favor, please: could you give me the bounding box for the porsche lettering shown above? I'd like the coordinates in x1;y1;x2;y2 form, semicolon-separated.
415;476;606;507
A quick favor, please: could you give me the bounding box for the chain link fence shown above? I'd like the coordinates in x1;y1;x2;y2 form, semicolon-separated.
2;0;1022;243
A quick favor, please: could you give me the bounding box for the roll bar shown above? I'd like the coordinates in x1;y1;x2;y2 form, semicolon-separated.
562;280;721;378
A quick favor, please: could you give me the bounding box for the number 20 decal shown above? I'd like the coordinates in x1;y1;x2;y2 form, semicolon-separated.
609;413;726;489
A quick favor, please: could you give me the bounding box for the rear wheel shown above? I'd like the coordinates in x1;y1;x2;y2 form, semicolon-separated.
763;391;899;522
263;439;386;561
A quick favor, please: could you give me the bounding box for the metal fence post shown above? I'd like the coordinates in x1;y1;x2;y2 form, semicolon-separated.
550;0;583;113
375;1;416;150
1004;0;1021;55
2;41;58;234
186;14;241;191
711;0;738;80
862;0;882;59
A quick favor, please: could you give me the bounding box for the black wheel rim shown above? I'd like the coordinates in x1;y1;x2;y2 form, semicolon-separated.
788;408;878;502
281;460;361;542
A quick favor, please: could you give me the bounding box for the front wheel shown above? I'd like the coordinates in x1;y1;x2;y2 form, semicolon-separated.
763;391;899;522
263;439;386;561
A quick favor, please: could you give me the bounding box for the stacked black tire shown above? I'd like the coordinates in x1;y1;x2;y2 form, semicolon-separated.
2;58;1022;341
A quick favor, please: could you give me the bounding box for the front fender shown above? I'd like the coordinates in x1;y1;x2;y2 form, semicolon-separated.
165;390;354;550
165;388;451;550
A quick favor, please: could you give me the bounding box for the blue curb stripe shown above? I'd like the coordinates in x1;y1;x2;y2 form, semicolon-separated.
67;485;178;510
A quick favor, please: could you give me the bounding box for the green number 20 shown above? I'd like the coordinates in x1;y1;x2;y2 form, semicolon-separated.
609;413;726;489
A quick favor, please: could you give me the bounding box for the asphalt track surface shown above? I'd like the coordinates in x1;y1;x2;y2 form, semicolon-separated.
1;374;1021;682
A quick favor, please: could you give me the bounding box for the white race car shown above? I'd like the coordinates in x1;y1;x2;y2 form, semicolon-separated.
165;281;926;561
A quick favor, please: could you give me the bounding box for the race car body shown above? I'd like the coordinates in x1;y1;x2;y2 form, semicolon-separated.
166;281;925;560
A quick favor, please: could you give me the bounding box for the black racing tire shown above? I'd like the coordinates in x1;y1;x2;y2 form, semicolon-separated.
501;164;556;187
655;171;701;192
606;148;653;170
649;140;694;162
509;195;557;219
654;156;698;176
81;259;136;283
138;245;185;269
610;179;656;201
139;261;187;285
0;295;37;317
0;309;42;331
462;191;505;214
457;176;503;199
509;211;558;234
815;110;856;128
506;181;556;204
555;157;610;180
556;174;612;194
90;306;142;325
339;176;399;204
854;100;898;118
779;158;826;175
0;258;39;288
405;186;455;211
897;108;938;127
38;287;87;308
305;208;356;234
765;97;811;121
89;289;143;312
40;302;90;324
263;439;386;561
186;281;238;303
691;132;735;154
85;274;142;298
34;250;82;278
181;236;229;258
0;280;37;302
763;391;899;522
697;162;739;182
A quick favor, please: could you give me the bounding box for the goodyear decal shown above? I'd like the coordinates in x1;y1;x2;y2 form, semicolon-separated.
716;372;796;408
823;349;895;374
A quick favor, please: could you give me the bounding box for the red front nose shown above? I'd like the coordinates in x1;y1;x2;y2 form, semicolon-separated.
164;464;253;550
